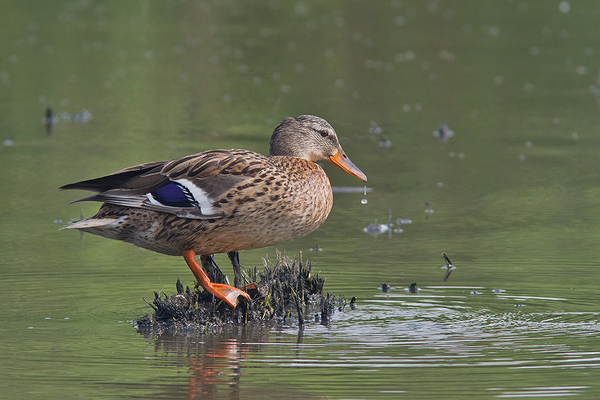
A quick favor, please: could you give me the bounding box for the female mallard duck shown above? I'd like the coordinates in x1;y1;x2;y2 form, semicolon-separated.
61;115;367;307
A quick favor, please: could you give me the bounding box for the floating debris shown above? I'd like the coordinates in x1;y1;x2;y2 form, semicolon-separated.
434;124;454;143
441;252;456;282
363;223;389;236
364;209;410;236
309;245;322;253
369;121;382;135
135;252;351;334
43;106;58;134
379;137;392;149
590;83;600;111
407;282;419;293
72;109;92;123
57;109;93;124
425;202;434;217
378;283;394;293
590;84;600;98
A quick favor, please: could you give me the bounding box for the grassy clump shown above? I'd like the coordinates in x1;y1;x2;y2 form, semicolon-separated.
135;252;352;334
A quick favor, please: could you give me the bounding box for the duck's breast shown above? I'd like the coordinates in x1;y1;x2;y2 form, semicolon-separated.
183;156;333;253
264;156;333;238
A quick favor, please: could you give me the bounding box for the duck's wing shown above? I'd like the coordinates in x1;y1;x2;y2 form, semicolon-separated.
61;149;271;219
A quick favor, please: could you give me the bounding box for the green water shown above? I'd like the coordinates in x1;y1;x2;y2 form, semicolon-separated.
2;0;600;398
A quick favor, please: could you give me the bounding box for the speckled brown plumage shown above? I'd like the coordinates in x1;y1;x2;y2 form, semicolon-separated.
61;115;367;307
81;154;333;256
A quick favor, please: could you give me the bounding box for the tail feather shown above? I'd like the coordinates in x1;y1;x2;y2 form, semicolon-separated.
61;218;119;231
59;162;164;193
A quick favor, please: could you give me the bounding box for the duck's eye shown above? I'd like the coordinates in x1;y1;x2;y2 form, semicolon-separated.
318;130;329;137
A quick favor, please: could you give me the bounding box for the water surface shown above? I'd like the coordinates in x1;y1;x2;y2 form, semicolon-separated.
1;1;600;398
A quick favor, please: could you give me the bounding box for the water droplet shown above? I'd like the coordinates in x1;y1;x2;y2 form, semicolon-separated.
363;185;367;196
361;198;368;205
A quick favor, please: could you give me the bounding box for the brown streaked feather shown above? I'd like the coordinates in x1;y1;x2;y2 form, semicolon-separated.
61;149;278;219
161;150;268;179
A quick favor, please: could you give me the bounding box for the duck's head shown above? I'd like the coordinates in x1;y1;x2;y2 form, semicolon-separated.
269;115;367;181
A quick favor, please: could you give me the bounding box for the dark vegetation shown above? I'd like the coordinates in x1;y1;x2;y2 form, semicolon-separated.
136;252;354;335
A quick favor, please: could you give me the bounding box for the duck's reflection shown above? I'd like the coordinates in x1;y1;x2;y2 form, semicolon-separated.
139;323;282;399
186;339;242;399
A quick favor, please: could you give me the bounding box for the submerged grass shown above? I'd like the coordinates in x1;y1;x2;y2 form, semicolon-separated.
135;251;353;334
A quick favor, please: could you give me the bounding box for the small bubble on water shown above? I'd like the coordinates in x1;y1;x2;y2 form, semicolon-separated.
361;198;368;205
559;1;570;14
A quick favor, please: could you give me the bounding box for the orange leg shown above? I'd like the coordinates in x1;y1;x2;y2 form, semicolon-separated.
183;249;251;308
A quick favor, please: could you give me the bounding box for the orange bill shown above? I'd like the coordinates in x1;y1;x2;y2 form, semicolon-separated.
328;150;367;182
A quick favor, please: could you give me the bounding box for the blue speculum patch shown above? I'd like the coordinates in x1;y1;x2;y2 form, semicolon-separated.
151;182;193;207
